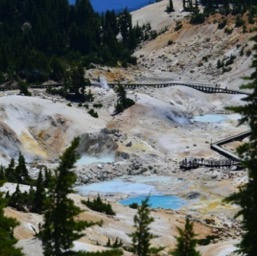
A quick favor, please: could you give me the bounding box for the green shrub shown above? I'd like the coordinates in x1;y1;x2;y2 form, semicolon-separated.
225;55;236;66
225;27;233;34
18;81;31;96
222;66;232;73
76;249;123;256
82;195;116;216
175;21;182;31
198;235;219;246
218;19;227;29
246;49;252;57
114;84;135;114
129;202;139;209
93;103;103;108
190;13;205;24
217;59;224;69
235;15;245;28
88;109;98;118
106;237;123;248
167;40;173;46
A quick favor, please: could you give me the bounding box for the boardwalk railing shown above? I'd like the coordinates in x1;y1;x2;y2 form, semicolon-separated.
210;130;251;161
108;81;251;95
180;131;251;170
0;80;250;96
179;158;242;170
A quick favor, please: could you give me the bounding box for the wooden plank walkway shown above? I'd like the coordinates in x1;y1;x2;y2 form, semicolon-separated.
108;81;251;95
210;130;251;162
180;131;251;170
179;158;241;170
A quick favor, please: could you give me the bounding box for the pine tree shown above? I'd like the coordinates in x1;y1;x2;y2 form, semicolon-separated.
119;9;132;48
170;218;200;256
166;0;175;12
114;84;135;114
0;180;24;256
40;137;88;256
130;197;154;256
0;165;5;180
15;153;30;184
31;170;46;214
5;158;17;182
224;34;257;255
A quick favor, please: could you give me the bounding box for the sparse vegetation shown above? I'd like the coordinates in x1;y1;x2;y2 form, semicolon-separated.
88;109;99;118
18;81;31;96
225;27;233;34
175;21;183;31
246;49;252;57
77;250;123;256
235;15;245;28
129;202;139;209
82;194;116;216
217;59;224;69
114;84;135;115
93;103;103;108
190;13;205;24
106;237;124;249
217;19;227;30
222;66;232;73
225;55;236;66
167;40;174;46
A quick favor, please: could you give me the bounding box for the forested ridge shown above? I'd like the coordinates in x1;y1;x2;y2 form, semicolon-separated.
0;0;257;85
0;0;148;84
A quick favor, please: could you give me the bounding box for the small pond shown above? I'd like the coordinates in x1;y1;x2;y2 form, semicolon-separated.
191;113;241;123
119;195;187;210
76;154;115;166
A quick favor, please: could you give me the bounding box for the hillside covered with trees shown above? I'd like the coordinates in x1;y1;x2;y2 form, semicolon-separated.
0;0;150;84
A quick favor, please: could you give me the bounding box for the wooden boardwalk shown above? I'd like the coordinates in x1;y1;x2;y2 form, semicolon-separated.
180;131;251;170
210;130;251;161
108;81;251;95
0;80;250;96
179;158;242;170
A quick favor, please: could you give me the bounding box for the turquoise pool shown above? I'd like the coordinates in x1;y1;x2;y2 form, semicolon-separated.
119;195;187;210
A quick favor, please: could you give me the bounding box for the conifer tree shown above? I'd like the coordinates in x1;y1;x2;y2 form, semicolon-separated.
130;197;154;256
15;153;30;183
114;84;135;114
166;0;175;12
170;218;200;256
31;170;46;214
6;158;17;182
224;34;257;255
40;137;88;256
0;165;5;180
0;180;24;256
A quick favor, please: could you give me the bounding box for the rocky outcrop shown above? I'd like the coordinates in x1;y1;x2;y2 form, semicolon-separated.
77;130;119;156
